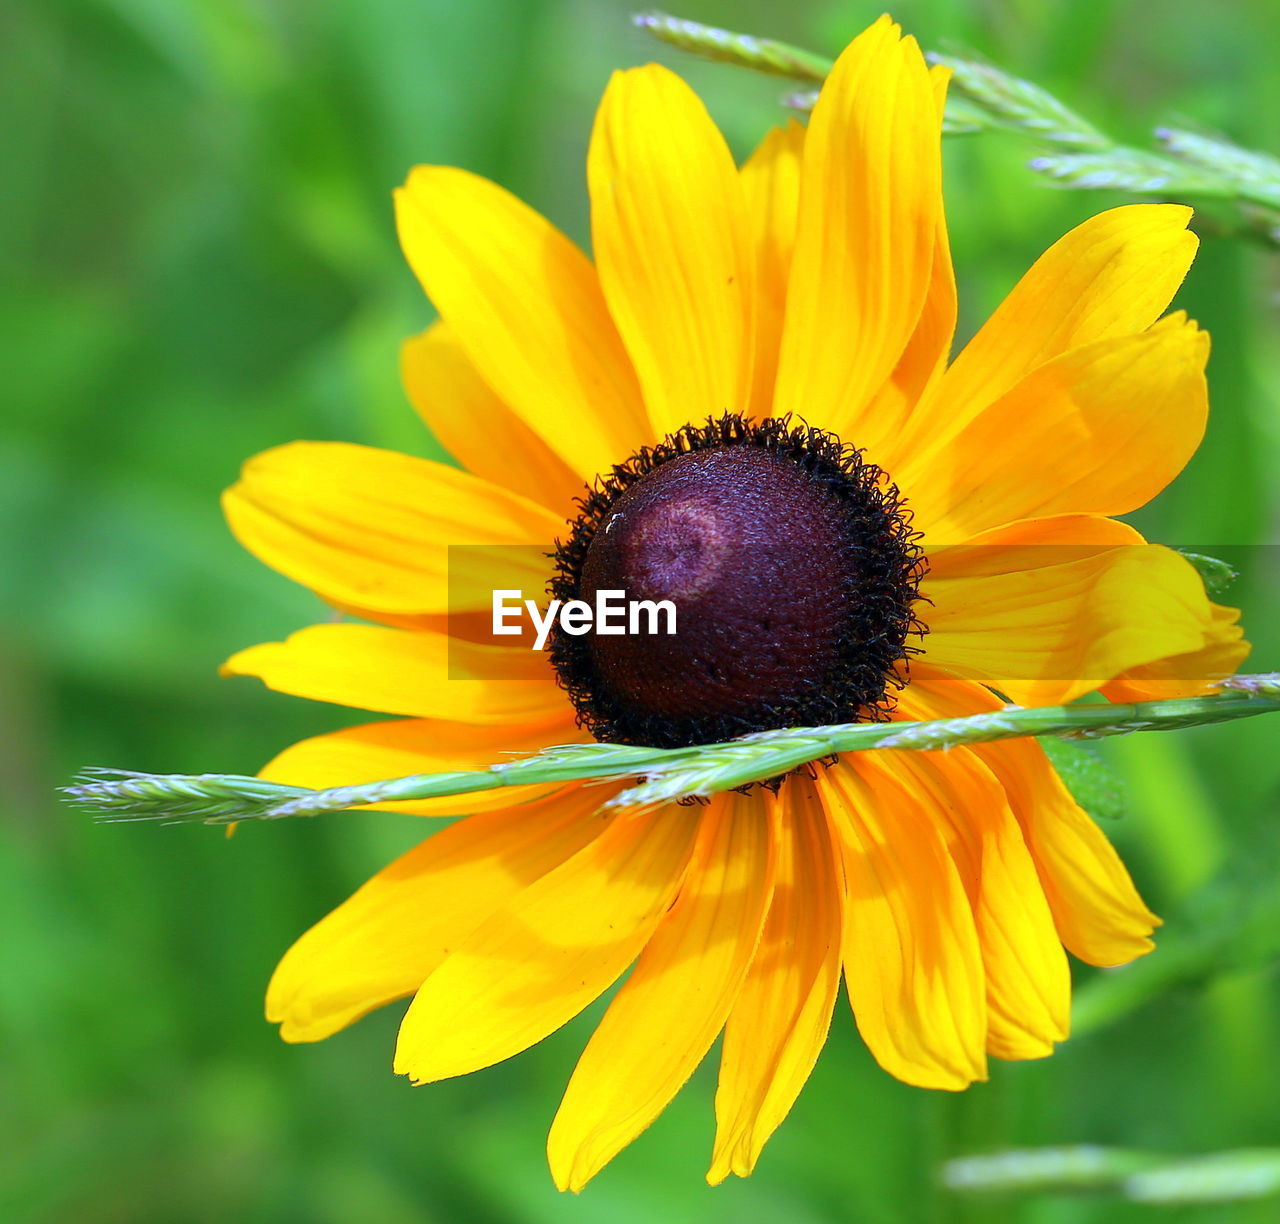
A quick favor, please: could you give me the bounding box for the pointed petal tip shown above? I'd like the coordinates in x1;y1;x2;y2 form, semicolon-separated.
1089;931;1158;969
263;976;287;1025
598;61;684;106
392;1017;478;1085
706;1145;756;1185
1111;199;1196;238
390;1044;428;1084
547;1144;592;1195
913;1060;989;1092
275;1020;322;1046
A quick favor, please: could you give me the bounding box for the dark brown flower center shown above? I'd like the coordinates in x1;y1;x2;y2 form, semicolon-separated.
549;415;925;749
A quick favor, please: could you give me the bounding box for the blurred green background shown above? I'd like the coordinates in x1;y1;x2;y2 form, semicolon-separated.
3;0;1279;1221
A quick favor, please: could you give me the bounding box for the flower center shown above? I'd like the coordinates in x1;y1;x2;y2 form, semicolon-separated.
548;415;925;749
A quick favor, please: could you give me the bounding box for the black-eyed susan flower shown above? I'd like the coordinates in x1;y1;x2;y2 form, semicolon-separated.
221;16;1249;1190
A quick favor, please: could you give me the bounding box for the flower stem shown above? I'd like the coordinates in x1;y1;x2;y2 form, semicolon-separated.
64;677;1280;827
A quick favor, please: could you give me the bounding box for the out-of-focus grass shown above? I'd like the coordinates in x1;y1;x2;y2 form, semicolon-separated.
2;1;1278;1221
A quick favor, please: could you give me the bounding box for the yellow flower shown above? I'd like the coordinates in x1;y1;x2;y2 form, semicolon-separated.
222;17;1248;1190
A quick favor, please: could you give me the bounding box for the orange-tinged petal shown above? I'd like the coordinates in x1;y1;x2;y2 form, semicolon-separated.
401;323;584;518
905;316;1209;541
395;165;649;478
267;785;614;1042
900;204;1197;456
709;779;841;1184
548;791;776;1192
872;739;1069;1061
926;514;1146;577
222;623;561;723
1102;600;1249;700
818;758;988;1090
588;65;756;439
393;804;701;1083
223;442;559;617
904;662;1159;966
258;715;585;818
773;17;943;439
922;538;1213;706
740;120;804;418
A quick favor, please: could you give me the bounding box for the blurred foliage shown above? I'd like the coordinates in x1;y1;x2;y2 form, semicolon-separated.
2;1;1280;1222
944;1145;1280;1204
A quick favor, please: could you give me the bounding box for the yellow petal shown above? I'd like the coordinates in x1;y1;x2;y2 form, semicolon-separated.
926;514;1145;577
818;758;988;1090
395;165;649;478
708;779;841;1184
773;17;943;438
588;65;755;439
926;512;1146;563
872;736;1069;1061
904;662;1159;966
393;804;701;1083
739;120;804;418
267;784;614;1042
900;203;1197;456
222;623;562;723
922;537;1213;706
401;323;584;518
928;520;1242;702
905;316;1209;541
1102;600;1249;700
223;441;559;618
855;62;957;461
548;791;776;1192
258;715;584;818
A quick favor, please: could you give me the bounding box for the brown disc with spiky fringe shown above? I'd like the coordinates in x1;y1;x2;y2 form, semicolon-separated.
548;414;927;750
